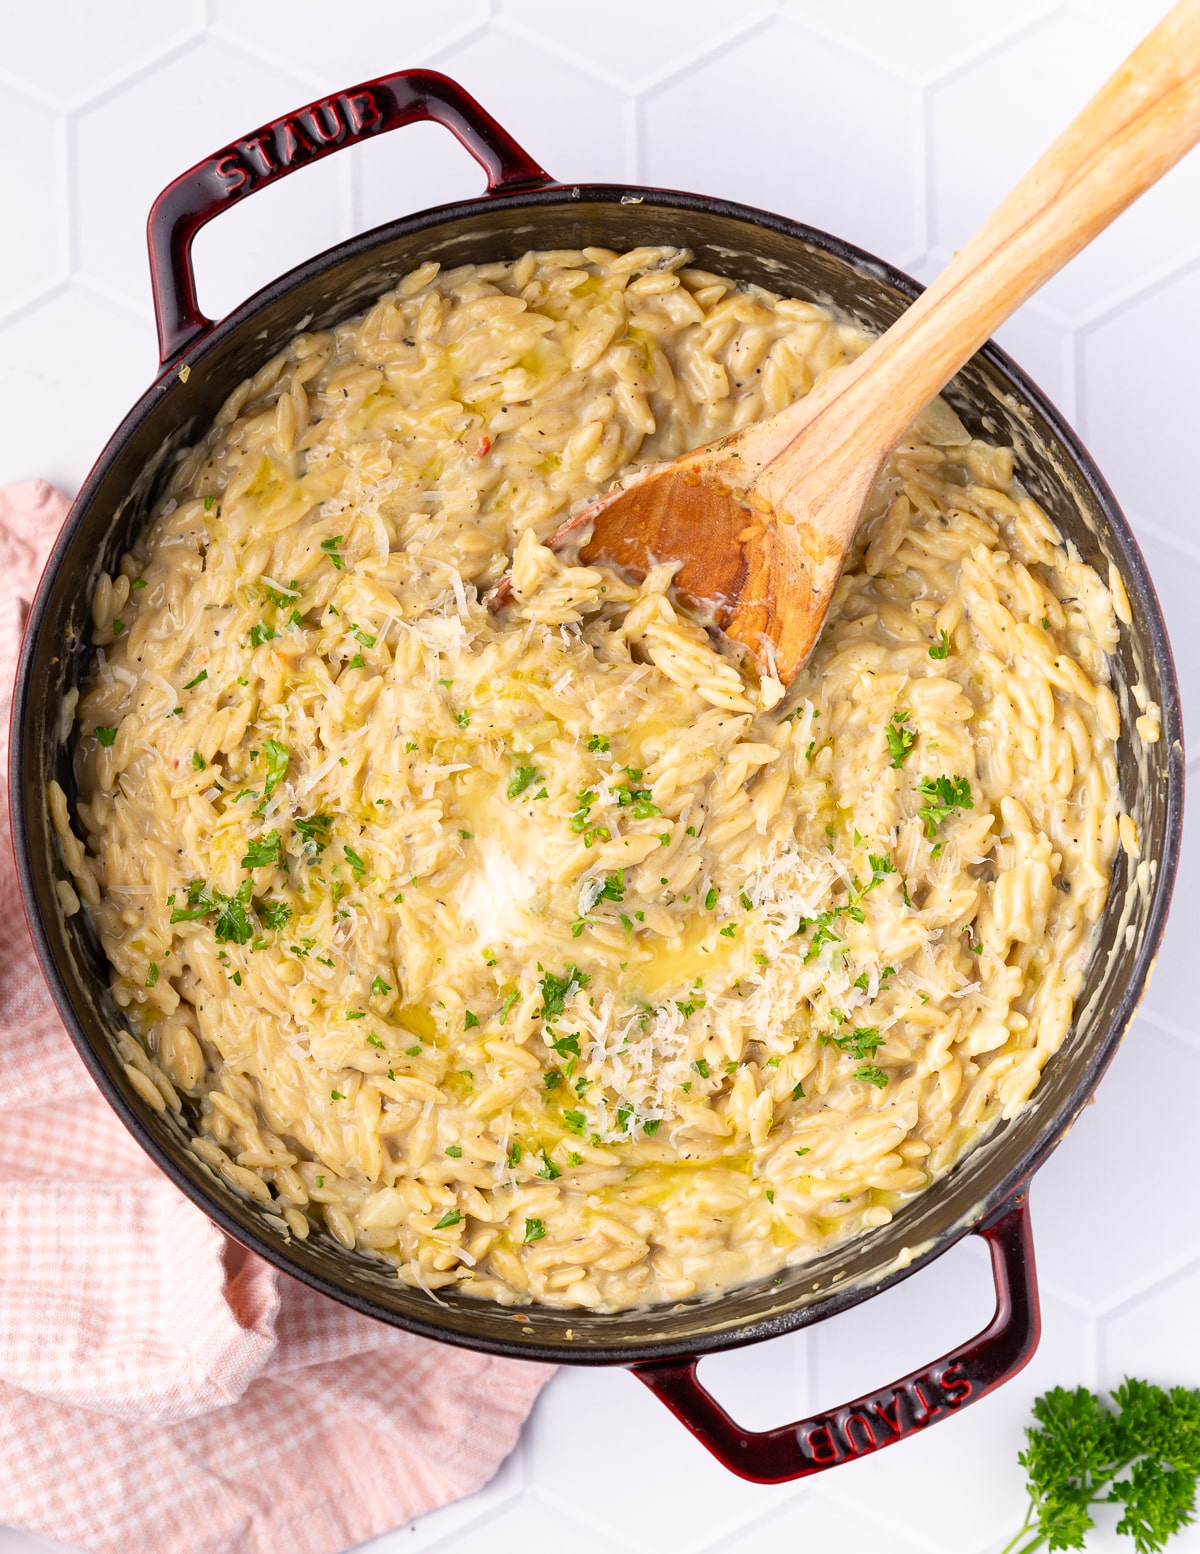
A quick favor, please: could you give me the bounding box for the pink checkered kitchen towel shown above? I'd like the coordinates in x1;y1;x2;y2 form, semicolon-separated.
0;481;553;1554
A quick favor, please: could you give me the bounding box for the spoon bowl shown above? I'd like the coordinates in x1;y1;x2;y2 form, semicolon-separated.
490;0;1200;684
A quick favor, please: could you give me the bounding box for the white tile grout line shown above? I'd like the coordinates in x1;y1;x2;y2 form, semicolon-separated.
780;0;1065;89
47;29;210;119
1127;509;1200;568
494;5;781;101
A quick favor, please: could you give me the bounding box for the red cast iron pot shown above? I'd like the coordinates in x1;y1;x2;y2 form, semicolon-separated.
9;69;1184;1482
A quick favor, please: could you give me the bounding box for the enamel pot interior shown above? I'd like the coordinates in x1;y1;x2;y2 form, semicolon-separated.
11;186;1183;1366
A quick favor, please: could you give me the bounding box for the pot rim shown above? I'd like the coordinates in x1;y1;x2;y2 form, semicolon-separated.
10;179;1185;1366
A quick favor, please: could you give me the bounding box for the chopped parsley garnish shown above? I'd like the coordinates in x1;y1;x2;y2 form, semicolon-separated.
131;578;147;589
464;1010;480;1030
294;812;331;855
433;1210;462;1229
886;710;916;768
719;923;736;938
349;625;375;648
249;622;276;647
524;1217;547;1242
563;1110;586;1134
183;670;208;690
258;740;289;806
259;900;292;931
498;989;520;1025
94;726;117;747
455;709;471;727
241;830;281;869
191;751;206;771
344;845;366;879
615;778;660;819
791;1082;806;1101
507;1142;522;1167
928;628;951;660
538;964;589;1020
569;788;609;846
320;535;345;569
507;764;540;799
536;1151;560;1181
917;774;974;838
145;963;159;988
544;1069;563;1091
549;1031;581;1059
406;1045;422;1057
203;495;215;511
691;1058;710;1078
344;1010;364;1020
371;976;391;996
445;1145;462;1157
366;1033;385;1048
830;1026;884;1060
643;1119;661;1136
111;620;125;635
330;1090;345;1101
169;877;255;944
854;1064;889;1088
587;734;609;752
705;887;718;910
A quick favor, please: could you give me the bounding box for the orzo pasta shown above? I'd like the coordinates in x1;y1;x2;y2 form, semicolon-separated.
53;246;1135;1311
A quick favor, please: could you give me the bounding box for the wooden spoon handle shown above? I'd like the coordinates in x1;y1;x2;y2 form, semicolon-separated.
791;0;1200;456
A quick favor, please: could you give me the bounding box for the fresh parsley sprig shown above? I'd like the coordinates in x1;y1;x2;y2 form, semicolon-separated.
1005;1380;1200;1554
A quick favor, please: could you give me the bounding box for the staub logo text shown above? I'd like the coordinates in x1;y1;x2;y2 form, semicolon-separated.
213;89;384;192
798;1362;973;1464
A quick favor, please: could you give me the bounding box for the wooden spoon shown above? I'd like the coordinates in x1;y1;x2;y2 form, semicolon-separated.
487;0;1200;686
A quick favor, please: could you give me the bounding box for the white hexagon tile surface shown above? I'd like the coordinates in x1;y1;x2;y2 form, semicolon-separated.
0;3;1197;1552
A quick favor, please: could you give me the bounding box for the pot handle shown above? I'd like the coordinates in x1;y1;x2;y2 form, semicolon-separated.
631;1189;1039;1484
147;68;554;366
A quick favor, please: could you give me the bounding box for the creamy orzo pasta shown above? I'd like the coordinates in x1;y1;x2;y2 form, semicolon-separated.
53;245;1137;1311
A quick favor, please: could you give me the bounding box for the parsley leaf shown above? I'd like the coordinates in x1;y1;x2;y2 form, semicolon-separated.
249;622;276;647
94;726;118;747
433;1210;462;1229
213;881;255;945
294;812;331;855
524;1217;547;1243
928;628;951;659
538;964;589;1020
831;1026;884;1061
886;710;916;768
259;899;292;931
261;739;290;803
916;774;974;838
507;764;540;799
320;535;345;570
240;830;281;869
183;669;208;690
344;845;366;880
